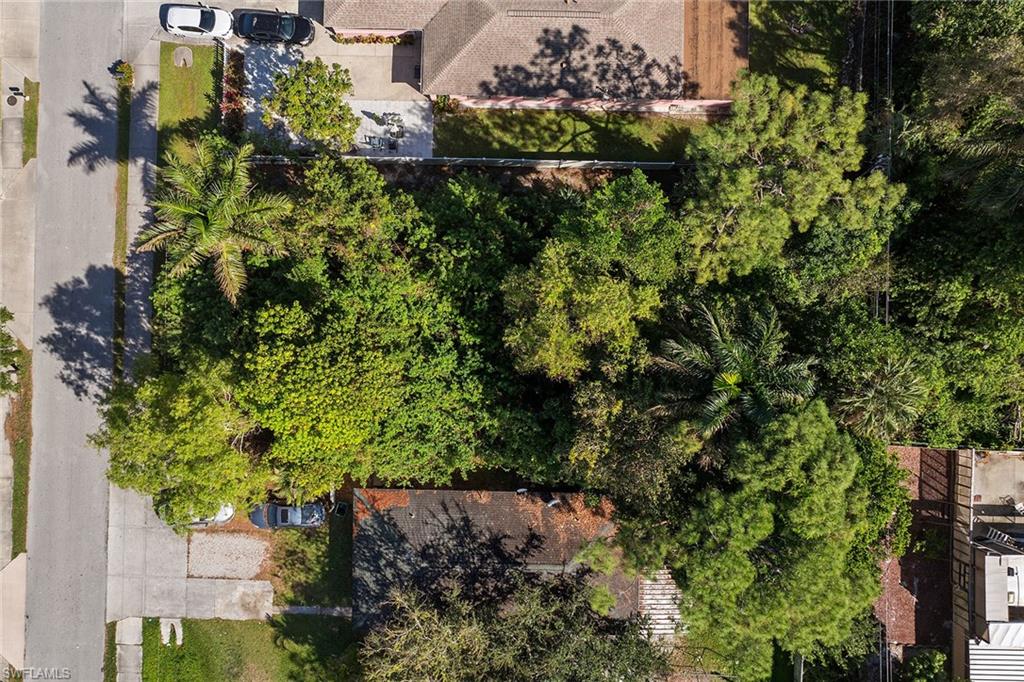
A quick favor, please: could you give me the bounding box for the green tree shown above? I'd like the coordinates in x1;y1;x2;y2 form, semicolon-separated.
616;402;908;680
837;356;929;442
503;171;684;381
900;649;948;682
262;57;360;149
92;358;269;530
0;307;19;396
653;303;816;443
360;581;669;682
136;135;292;304
682;73;903;284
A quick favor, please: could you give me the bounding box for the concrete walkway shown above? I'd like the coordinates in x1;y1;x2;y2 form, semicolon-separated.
114;618;142;682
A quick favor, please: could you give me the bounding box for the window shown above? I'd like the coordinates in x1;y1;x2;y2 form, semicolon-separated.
199;9;215;31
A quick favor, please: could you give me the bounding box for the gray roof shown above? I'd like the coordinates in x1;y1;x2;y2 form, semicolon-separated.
326;0;704;98
351;489;638;627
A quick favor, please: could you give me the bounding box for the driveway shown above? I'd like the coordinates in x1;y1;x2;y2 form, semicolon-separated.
27;0;123;677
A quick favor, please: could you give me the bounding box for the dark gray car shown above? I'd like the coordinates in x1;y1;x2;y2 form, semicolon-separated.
234;10;314;45
249;502;325;529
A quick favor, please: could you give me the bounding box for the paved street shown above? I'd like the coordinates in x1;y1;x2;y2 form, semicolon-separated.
26;0;122;677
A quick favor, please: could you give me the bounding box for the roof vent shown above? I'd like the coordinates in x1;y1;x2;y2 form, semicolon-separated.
506;9;601;19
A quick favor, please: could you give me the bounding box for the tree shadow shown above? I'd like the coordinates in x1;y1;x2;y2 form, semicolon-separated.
351;498;545;629
39;265;115;403
66;79;158;173
267;613;359;681
748;0;849;91
479;25;697;100
239;42;304;144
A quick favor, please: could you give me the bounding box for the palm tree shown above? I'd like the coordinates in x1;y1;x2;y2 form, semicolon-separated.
837;356;928;442
652;303;816;443
136;137;292;304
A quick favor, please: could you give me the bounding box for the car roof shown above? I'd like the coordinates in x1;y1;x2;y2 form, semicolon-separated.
245;12;281;30
167;6;203;26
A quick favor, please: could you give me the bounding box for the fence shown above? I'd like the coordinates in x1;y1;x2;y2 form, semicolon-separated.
252;154;683;170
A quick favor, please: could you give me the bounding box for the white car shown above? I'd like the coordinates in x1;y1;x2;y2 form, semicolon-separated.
161;4;233;39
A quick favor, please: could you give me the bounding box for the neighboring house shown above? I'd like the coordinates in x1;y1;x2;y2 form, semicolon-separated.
351;488;681;639
950;449;1024;681
323;0;747;103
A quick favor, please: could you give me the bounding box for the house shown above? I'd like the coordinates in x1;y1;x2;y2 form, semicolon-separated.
323;0;747;104
950;449;1024;681
351;488;682;638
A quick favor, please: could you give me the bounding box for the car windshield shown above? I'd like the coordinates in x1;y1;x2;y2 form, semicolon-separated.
199;9;215;31
279;15;295;39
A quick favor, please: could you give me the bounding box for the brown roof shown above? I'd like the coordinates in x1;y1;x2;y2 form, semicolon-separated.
351;489;638;627
325;0;747;99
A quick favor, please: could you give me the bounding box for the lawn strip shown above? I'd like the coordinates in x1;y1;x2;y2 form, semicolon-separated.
5;343;31;555
21;78;39;164
113;80;131;380
103;621;117;682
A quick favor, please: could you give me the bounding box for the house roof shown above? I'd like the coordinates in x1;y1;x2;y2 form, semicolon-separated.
351;488;637;627
325;0;747;99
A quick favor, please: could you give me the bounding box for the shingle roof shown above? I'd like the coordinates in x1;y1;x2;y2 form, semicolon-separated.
325;0;738;98
351;489;638;627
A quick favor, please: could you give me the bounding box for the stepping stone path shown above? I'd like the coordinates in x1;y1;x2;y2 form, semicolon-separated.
172;46;193;68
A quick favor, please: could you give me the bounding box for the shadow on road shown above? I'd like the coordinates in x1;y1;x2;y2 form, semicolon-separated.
66;79;157;174
39;264;115;403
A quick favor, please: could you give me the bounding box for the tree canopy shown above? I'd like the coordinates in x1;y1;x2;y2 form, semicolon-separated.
261;57;360;150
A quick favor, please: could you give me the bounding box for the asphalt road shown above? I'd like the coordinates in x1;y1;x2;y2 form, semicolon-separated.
25;1;122;677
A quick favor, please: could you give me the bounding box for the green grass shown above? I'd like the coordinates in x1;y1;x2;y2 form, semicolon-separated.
22;78;39;164
158;42;220;155
749;0;850;90
5;344;31;555
113;83;131;380
271;506;352;607
141;616;357;682
103;622;118;682
433;108;702;161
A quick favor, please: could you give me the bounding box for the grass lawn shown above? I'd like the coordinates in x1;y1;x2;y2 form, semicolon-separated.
5;344;31;555
158;42;220;156
433;108;701;161
748;0;850;90
22;78;39;164
141;616;357;682
113;82;131;379
103;622;117;682
271;504;352;607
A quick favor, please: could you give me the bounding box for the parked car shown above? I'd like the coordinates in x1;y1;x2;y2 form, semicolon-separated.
188;503;235;527
161;4;233;39
249;502;325;529
234;10;314;45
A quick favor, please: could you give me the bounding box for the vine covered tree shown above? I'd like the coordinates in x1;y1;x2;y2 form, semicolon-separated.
136;135;292;304
262;57;360;149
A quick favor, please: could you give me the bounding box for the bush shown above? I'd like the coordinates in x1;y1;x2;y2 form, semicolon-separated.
221;50;247;142
330;32;415;45
113;60;134;89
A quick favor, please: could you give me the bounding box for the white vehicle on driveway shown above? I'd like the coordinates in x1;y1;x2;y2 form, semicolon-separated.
161;3;233;39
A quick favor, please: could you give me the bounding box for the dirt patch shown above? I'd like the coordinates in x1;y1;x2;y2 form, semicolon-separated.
354;489;410;525
683;0;749;99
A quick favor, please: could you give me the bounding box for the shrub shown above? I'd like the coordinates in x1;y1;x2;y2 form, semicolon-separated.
330;32;415;45
113;61;134;89
221;50;247;142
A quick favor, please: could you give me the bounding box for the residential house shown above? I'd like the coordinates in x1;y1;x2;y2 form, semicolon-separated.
351;488;682;639
323;0;747;107
951;449;1024;681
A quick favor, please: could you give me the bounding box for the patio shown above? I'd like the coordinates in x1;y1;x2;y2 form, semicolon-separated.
348;100;433;158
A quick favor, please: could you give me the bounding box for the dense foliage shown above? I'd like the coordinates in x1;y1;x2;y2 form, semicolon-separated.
261;57;360;150
0;307;19;396
359;580;669;682
104;58;935;676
